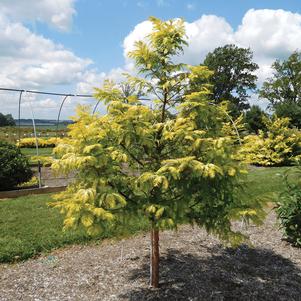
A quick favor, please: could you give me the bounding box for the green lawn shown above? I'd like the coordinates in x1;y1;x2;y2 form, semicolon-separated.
0;194;149;263
21;147;54;157
21;147;54;165
243;166;297;203
0;166;297;263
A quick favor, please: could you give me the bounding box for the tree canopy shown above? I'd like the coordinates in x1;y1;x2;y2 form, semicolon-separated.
200;44;259;117
259;52;301;128
245;105;267;134
51;17;265;288
0;113;15;127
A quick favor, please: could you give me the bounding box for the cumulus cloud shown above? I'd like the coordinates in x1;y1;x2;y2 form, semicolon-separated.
78;8;301;113
0;14;91;89
0;0;76;31
235;9;301;60
2;7;301;118
0;12;92;118
122;9;301;87
76;68;128;95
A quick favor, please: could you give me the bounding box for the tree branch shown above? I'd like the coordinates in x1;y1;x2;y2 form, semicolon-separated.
120;142;145;167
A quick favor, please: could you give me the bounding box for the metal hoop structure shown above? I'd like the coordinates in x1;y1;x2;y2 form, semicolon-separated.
56;95;70;139
17;90;23;142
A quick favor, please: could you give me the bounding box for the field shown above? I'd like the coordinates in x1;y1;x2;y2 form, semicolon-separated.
0;125;65;164
0;166;296;264
0;125;68;144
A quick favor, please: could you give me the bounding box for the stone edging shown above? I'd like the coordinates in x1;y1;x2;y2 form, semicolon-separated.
0;186;66;199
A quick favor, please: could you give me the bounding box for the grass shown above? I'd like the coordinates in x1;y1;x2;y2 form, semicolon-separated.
0;166;298;264
20;147;54;165
21;147;54;157
243;166;297;203
0;194;149;263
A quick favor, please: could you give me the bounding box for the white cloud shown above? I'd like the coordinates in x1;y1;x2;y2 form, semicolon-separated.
0;12;92;118
122;15;235;65
235;9;301;60
183;15;235;64
0;14;91;89
2;7;301;118
123;21;154;58
0;0;76;31
122;9;301;88
76;67;128;95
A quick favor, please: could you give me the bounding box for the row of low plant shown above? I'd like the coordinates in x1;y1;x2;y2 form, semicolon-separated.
17;137;63;148
0;126;67;144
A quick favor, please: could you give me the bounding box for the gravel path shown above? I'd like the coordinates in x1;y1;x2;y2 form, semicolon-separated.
1;212;301;301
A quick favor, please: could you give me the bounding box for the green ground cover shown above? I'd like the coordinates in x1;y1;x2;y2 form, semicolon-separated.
21;148;54;157
0;166;297;263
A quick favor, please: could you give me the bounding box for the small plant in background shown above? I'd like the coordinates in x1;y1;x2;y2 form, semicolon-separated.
237;117;301;166
276;167;301;247
17;176;39;188
0;141;33;191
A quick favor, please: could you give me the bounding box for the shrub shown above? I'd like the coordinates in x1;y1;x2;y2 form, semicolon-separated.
237;117;301;166
276;167;301;246
0;141;33;191
17;176;39;188
17;137;63;148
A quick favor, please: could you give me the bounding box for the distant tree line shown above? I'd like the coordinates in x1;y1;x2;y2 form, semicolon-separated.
0;113;15;127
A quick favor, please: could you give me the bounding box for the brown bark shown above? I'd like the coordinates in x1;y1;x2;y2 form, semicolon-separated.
150;227;160;288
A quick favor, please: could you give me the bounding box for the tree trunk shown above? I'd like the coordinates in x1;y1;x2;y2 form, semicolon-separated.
150;226;159;288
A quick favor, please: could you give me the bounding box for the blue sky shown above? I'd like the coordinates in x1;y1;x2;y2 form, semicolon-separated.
0;0;300;118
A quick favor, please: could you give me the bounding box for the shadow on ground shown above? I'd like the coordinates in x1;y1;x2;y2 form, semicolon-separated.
120;245;301;301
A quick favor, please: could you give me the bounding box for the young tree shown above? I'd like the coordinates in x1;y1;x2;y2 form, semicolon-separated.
259;52;301;128
51;17;264;288
198;44;259;117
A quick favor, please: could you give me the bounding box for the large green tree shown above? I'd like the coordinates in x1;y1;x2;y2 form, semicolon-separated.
0;113;15;127
259;52;301;128
51;18;264;288
200;44;259;117
244;105;267;134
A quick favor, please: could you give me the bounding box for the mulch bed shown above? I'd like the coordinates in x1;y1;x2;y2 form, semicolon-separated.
0;211;301;301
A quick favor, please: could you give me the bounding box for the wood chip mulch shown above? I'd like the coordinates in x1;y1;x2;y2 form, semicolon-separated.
1;211;301;301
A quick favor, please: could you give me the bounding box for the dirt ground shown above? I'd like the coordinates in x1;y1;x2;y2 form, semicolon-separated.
0;211;301;301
